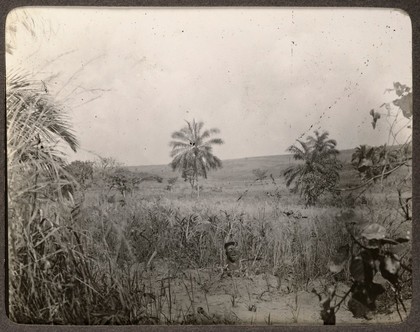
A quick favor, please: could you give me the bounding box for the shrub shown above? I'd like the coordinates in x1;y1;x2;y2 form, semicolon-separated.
284;130;342;206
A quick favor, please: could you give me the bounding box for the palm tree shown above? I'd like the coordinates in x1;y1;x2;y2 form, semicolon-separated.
169;119;224;198
351;144;400;181
351;145;374;172
7;71;78;175
284;139;313;191
307;130;339;156
284;130;341;206
7;70;79;217
7;70;81;323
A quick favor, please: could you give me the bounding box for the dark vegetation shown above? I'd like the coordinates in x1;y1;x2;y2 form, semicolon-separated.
312;82;412;324
284;130;342;206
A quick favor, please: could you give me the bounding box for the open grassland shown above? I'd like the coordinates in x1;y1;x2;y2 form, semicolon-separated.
128;149;355;181
9;153;412;325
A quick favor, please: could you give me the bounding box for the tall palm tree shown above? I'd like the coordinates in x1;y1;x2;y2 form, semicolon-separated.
169;119;224;198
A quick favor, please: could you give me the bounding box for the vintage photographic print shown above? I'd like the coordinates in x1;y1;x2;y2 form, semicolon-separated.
6;7;412;325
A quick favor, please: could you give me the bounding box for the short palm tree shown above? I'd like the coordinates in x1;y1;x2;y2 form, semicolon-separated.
351;145;374;171
169;119;224;198
284;139;313;190
307;130;339;156
352;144;400;181
284;130;341;206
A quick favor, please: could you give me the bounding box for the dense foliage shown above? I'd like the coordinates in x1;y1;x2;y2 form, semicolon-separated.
107;168;163;198
65;160;94;188
284;130;342;206
315;82;412;324
321;213;411;324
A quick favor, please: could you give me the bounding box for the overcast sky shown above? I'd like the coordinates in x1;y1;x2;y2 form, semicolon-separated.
7;7;412;166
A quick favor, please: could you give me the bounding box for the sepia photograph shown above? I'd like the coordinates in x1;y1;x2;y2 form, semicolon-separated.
5;7;412;325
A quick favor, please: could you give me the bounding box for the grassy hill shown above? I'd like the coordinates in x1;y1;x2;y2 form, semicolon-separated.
127;148;357;183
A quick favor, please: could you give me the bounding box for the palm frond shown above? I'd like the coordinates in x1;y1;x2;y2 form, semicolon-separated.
203;138;224;146
7;71;79;152
171;131;190;143
284;165;304;187
170;145;191;158
196;120;204;135
201;128;221;140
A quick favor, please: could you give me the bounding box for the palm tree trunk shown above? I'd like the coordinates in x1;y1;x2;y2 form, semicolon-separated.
193;157;200;199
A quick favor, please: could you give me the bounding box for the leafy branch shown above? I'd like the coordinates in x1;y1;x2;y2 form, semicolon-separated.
339;158;411;192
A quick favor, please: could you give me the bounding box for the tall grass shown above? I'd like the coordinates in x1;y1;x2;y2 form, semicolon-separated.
83;191;351;283
7;72;411;324
7;73;154;324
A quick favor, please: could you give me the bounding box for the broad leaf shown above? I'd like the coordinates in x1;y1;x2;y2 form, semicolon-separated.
379;254;400;286
393;82;404;96
393;92;412;118
380;254;400;275
393;82;410;97
372;271;388;286
361;223;386;240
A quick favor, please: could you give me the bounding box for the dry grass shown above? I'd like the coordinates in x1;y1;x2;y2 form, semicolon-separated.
7;66;411;326
7;94;411;325
8;161;411;324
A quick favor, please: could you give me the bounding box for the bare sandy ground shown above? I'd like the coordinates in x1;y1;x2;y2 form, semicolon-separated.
135;261;410;325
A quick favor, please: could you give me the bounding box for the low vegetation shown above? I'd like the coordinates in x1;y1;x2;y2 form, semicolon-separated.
6;73;412;324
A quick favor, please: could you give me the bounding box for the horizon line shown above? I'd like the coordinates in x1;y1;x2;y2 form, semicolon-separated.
126;148;358;168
